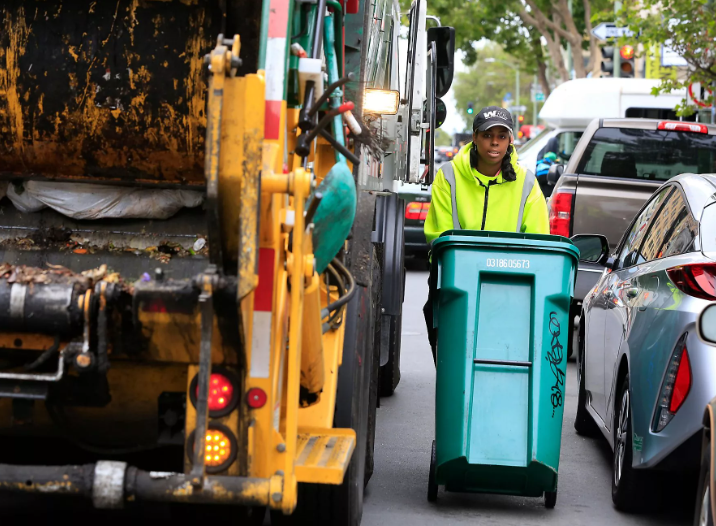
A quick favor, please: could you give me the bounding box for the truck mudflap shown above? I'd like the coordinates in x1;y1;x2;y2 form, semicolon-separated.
0;461;280;509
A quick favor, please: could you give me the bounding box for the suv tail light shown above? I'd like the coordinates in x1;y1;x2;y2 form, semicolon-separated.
666;263;716;300
405;201;429;220
548;189;575;237
657;121;708;134
654;336;692;432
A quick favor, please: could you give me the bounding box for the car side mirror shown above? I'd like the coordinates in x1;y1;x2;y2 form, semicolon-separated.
427;26;455;98
698;304;716;345
547;164;564;186
571;234;610;265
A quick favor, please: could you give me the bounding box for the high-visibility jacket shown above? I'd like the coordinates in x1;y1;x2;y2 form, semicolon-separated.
424;143;549;244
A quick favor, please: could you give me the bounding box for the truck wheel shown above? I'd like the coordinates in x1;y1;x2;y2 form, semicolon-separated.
379;312;402;397
272;284;377;526
427;440;438;502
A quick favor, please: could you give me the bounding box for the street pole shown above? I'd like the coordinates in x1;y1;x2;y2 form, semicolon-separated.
614;1;622;78
515;68;520;117
533;74;538;126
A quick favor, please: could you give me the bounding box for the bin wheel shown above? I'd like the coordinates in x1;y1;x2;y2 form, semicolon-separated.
427;440;438;502
544;490;557;509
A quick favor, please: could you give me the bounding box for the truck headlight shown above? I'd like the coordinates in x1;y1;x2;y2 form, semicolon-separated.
363;89;400;115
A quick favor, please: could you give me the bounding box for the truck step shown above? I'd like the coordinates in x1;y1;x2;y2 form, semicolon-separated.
295;427;356;485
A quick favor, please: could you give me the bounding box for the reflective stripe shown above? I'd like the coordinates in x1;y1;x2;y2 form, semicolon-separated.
516;169;535;232
441;162;462;230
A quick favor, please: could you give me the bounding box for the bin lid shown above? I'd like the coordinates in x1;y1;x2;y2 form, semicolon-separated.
431;230;580;263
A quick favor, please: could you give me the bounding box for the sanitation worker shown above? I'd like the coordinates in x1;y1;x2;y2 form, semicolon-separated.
423;106;549;362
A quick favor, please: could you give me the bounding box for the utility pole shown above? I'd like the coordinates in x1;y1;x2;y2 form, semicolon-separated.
613;1;622;78
532;75;538;126
515;68;520;116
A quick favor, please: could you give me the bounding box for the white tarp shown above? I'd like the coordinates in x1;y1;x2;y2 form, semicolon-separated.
6;181;203;220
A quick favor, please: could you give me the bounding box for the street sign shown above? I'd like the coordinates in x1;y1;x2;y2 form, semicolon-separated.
591;22;633;41
509;105;527;113
688;82;713;108
503;92;512;102
534;92;544;102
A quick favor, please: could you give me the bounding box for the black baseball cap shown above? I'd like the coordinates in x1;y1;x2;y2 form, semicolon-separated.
472;106;514;135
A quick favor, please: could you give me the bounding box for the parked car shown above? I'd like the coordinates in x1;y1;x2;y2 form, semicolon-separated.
573;173;716;512
548;118;716;336
403;188;431;259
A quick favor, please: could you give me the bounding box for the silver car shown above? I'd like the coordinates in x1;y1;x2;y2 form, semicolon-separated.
573;173;716;512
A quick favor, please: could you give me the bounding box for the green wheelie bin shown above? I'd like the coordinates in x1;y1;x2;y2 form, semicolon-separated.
426;231;579;508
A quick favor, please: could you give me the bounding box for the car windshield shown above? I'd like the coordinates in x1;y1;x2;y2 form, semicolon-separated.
576;127;716;181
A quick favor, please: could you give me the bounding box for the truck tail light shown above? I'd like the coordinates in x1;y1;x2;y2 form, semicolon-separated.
548;189;574;238
188;423;238;473
666;263;716;300
190;368;240;417
405;202;429;220
654;336;692;432
657;121;708;134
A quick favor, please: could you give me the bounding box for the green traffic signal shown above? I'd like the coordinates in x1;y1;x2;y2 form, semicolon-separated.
467;101;474;114
467;108;473;114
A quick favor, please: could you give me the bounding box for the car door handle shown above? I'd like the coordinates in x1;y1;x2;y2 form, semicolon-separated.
626;287;639;299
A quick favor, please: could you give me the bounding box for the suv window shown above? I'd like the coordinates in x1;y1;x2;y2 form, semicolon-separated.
576;128;716;181
537;131;583;163
617;187;672;268
640;189;698;261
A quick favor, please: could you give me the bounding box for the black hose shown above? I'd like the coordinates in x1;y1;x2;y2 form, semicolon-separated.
307;74;354;118
321;258;356;318
23;335;60;371
318;128;361;165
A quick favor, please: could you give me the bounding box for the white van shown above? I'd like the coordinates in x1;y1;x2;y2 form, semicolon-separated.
517;78;685;178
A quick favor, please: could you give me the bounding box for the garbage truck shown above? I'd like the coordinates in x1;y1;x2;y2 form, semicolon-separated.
0;0;453;523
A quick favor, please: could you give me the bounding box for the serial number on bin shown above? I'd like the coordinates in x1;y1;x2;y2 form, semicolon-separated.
485;258;530;269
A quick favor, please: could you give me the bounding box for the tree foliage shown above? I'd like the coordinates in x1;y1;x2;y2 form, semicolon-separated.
425;0;611;92
622;0;716;114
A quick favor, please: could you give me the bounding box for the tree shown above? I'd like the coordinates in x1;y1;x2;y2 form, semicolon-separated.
622;0;716;115
426;0;611;94
434;129;452;146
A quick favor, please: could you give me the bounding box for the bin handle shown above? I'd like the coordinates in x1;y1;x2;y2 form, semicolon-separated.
473;359;531;367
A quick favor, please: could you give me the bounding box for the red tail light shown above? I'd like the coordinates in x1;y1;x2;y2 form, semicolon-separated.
669;349;691;413
405;201;429;220
654;336;692;431
190;368;240;417
657;121;708;134
246;387;267;409
666;263;716;300
548;189;574;237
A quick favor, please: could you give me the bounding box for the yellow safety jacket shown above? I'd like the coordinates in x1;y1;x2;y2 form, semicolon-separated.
424;143;549;244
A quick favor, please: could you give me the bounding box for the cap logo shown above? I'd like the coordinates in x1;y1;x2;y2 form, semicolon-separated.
483;110;509;120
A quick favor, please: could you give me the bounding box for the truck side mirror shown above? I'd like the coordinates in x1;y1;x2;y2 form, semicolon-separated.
571;234;610;265
427;26;455;98
698;304;716;345
547;164;564;186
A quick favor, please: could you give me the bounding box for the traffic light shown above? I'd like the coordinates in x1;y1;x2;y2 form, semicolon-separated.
467;101;474;114
517;115;525;124
619;45;635;78
600;46;615;77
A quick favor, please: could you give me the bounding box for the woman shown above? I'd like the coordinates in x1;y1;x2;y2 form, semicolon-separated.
423;106;549;361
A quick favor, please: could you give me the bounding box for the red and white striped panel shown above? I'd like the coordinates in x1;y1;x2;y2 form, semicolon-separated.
264;0;290;141
251;248;275;378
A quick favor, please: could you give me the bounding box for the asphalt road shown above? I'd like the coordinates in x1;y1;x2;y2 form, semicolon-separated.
362;265;694;526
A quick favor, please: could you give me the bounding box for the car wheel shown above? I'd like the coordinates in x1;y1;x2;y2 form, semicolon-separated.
574;322;599;437
544;490;557;509
694;431;714;526
612;375;649;512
